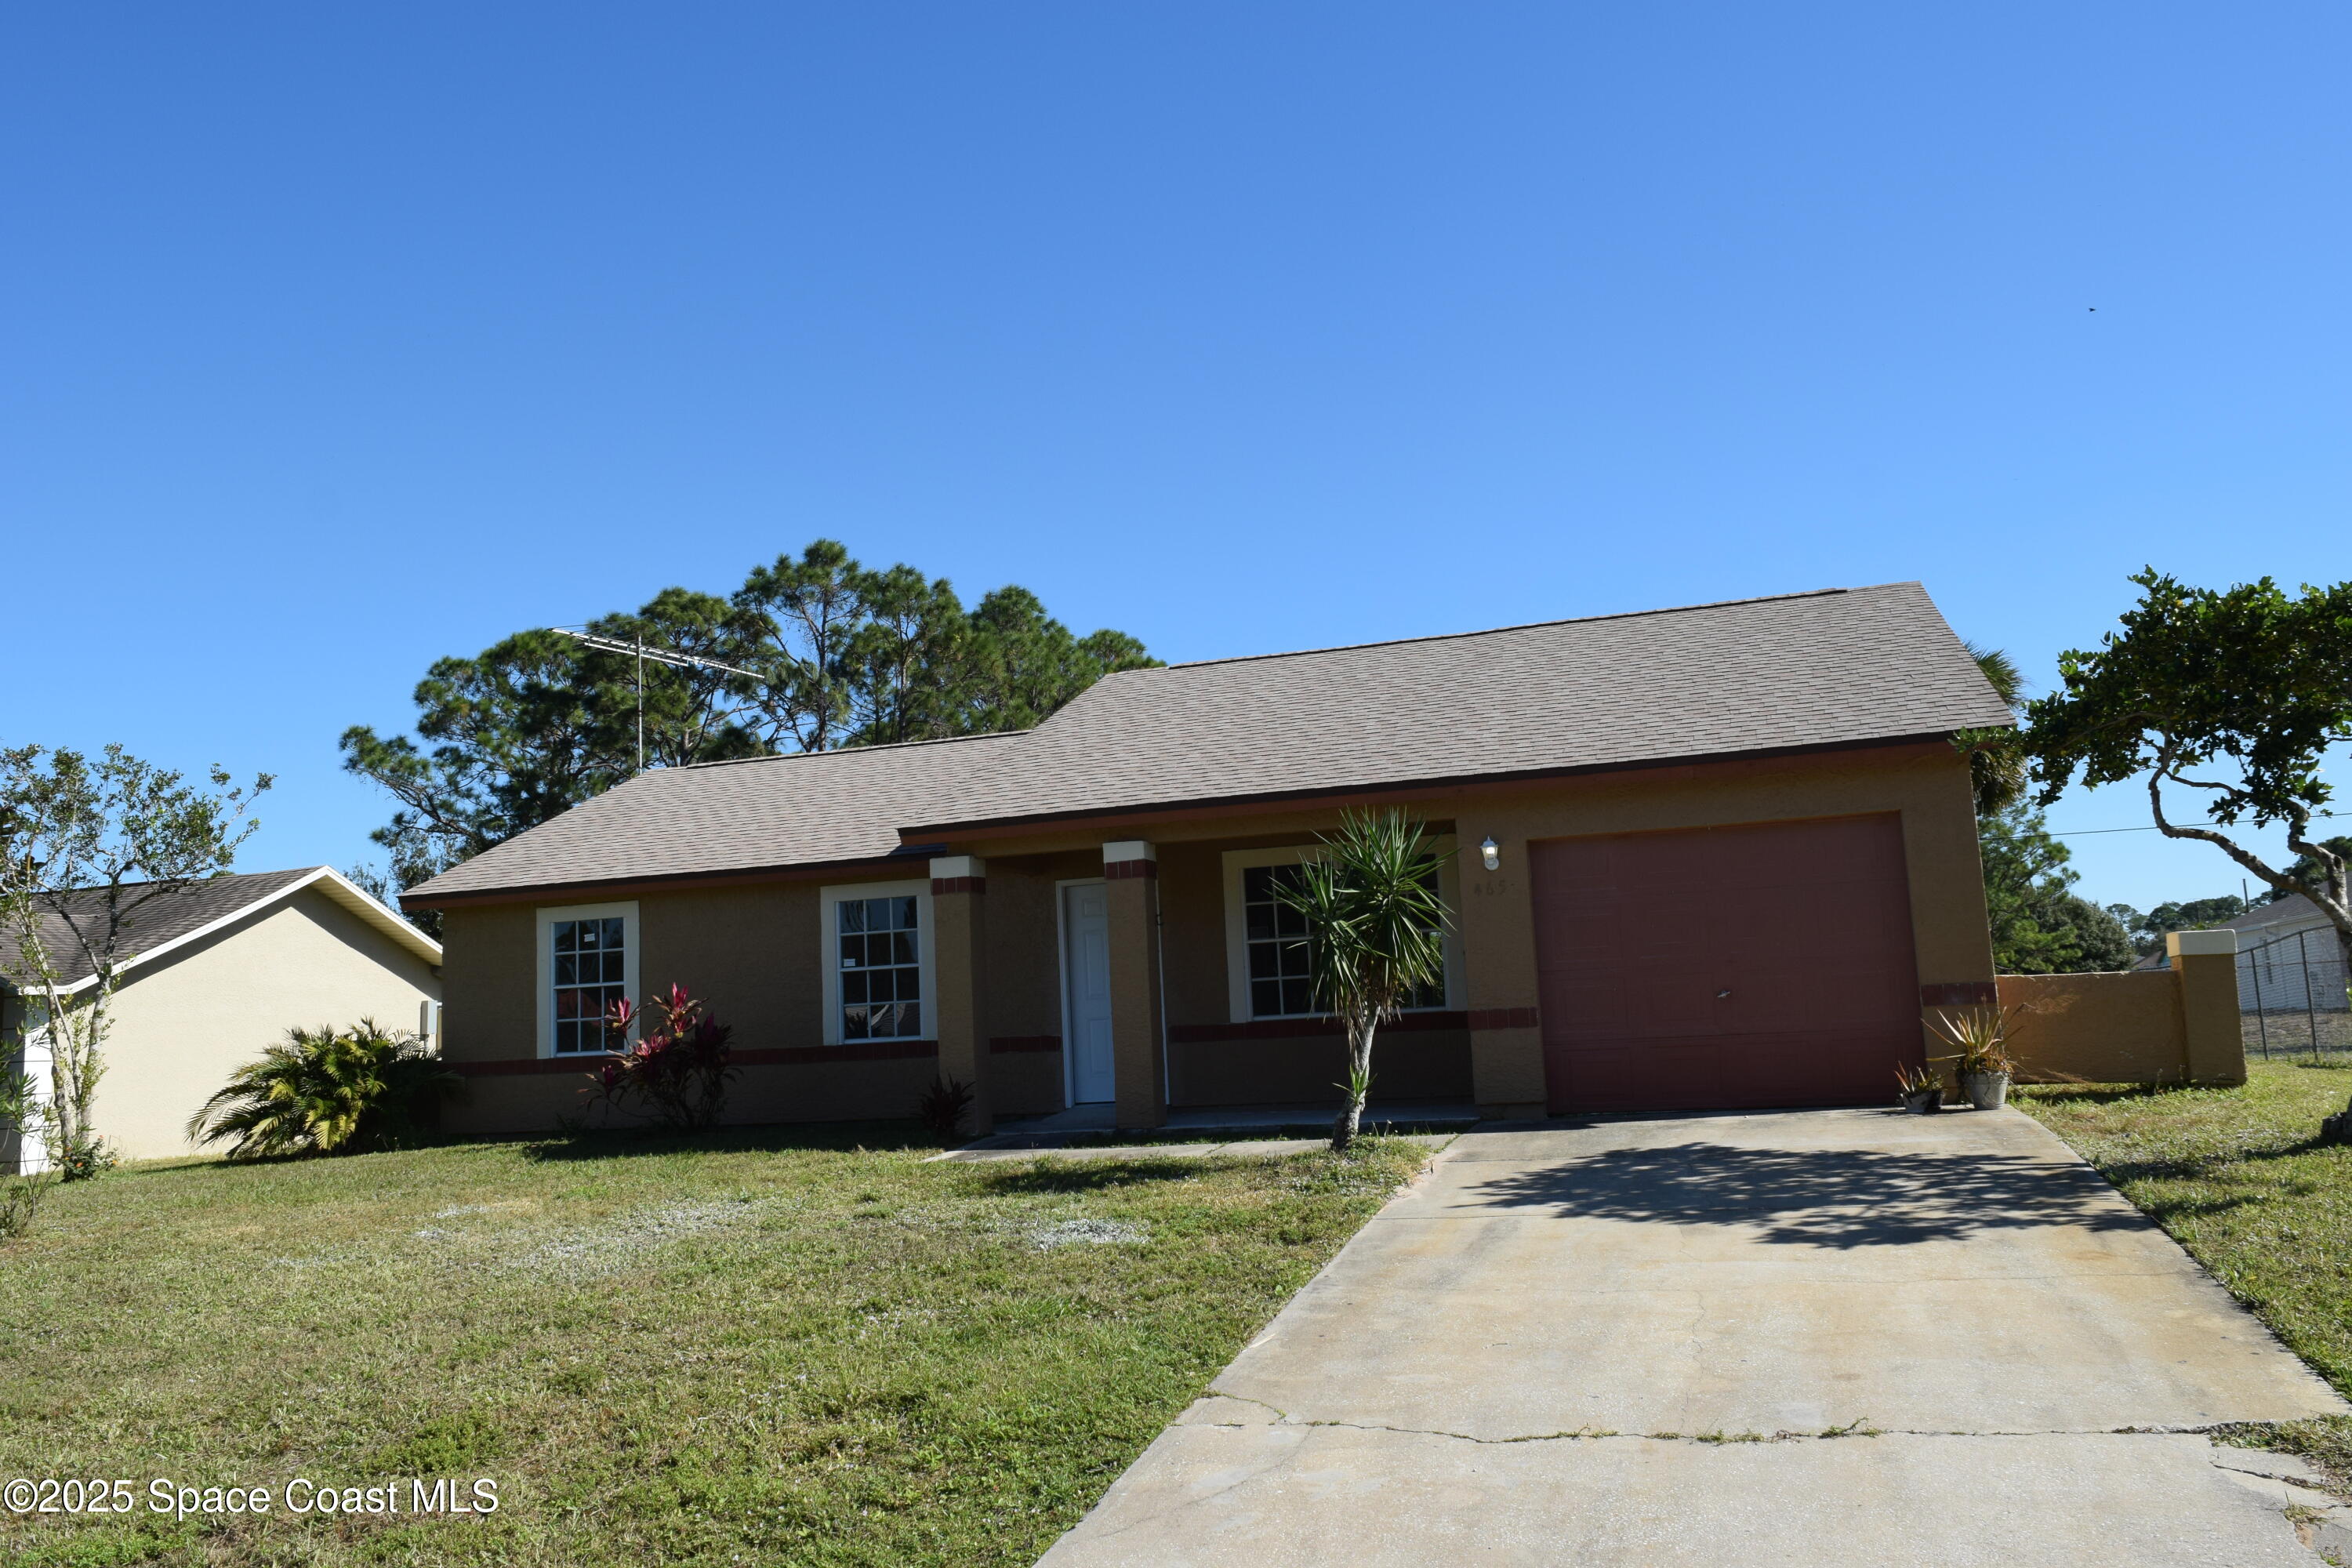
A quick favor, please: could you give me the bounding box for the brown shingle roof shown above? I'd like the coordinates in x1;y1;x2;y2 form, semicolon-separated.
906;581;2007;830
410;730;1032;902
408;582;2008;905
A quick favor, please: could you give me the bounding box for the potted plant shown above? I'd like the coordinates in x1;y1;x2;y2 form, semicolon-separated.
1893;1061;1943;1115
1927;1006;2017;1110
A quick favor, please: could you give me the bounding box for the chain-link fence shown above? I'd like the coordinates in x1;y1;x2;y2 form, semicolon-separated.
2238;926;2352;1060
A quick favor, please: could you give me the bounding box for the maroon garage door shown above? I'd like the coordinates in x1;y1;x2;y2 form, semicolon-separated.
1530;815;1922;1113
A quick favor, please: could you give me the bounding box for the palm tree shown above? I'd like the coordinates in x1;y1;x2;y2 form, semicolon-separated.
1276;810;1452;1151
1960;641;2028;814
186;1020;459;1160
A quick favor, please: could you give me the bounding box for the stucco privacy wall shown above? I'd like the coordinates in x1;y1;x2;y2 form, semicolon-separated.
1998;931;2247;1086
87;887;442;1162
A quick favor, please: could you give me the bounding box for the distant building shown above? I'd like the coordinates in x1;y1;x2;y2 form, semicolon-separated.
2222;895;2341;1013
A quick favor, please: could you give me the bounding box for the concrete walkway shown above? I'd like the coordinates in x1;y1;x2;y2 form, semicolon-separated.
1039;1108;2351;1566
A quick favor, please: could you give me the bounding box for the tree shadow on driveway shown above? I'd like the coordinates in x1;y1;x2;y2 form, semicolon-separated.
1460;1141;2147;1249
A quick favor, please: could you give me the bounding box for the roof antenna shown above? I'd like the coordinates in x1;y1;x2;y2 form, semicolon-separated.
546;630;762;771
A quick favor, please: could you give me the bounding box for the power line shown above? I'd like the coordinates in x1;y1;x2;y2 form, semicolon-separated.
2048;811;2343;838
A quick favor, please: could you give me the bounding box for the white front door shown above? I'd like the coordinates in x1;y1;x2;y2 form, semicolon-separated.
1063;881;1116;1104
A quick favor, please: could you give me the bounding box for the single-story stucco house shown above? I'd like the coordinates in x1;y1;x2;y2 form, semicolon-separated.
2;867;444;1171
407;582;2018;1134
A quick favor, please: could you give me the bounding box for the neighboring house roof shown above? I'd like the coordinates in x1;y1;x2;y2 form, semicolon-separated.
2;866;442;994
2223;893;2328;934
408;581;2009;906
2131;895;2333;969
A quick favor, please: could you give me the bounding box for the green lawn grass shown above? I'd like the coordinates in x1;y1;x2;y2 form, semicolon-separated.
2017;1060;2352;1486
0;1126;1432;1566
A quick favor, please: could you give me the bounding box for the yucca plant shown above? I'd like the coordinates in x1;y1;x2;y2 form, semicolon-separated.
1275;809;1452;1151
187;1020;459;1159
1926;1005;2019;1078
1893;1060;1942;1098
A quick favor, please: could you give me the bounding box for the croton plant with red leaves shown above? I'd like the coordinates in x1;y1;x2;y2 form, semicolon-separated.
585;983;737;1131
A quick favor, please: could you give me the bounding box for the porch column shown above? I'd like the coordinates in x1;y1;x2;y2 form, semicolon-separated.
1458;823;1549;1119
2169;929;2247;1086
1103;840;1167;1128
930;856;993;1137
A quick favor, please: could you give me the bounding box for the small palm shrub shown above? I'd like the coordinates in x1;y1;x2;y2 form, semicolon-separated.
187;1020;459;1159
586;985;736;1131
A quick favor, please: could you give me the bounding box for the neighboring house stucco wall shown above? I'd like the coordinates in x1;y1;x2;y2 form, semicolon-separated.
85;887;441;1163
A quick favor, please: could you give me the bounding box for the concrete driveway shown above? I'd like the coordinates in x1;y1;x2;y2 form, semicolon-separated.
1040;1109;2349;1566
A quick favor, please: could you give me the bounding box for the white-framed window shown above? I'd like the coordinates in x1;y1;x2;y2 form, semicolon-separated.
535;902;640;1056
819;880;935;1044
1221;843;1463;1023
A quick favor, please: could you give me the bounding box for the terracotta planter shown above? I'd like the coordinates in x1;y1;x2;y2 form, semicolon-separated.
1899;1088;1943;1115
1960;1070;2011;1110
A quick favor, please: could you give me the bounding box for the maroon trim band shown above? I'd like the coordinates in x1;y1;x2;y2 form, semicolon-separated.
1919;982;1998;1007
989;1035;1062;1054
931;877;987;895
1169;1011;1469;1044
1104;858;1158;880
1466;1007;1541;1031
451;1039;939;1077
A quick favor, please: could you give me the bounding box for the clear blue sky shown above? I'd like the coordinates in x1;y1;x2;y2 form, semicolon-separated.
5;3;2346;912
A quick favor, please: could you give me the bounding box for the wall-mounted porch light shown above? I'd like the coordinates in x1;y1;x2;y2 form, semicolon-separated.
1479;837;1501;871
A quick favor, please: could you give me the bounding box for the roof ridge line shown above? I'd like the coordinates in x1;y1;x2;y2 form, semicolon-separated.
41;866;323;898
1152;583;1907;673
680;728;1032;771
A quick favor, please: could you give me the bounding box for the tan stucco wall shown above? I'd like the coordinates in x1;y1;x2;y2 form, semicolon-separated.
441;874;928;1134
1453;743;1990;1114
987;1046;1065;1114
439;902;536;1065
1450;746;1990;1000
452;1055;945;1133
1998;955;2245;1087
1171;1032;1472;1106
88;888;441;1163
1998;972;2187;1083
428;741;1991;1131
